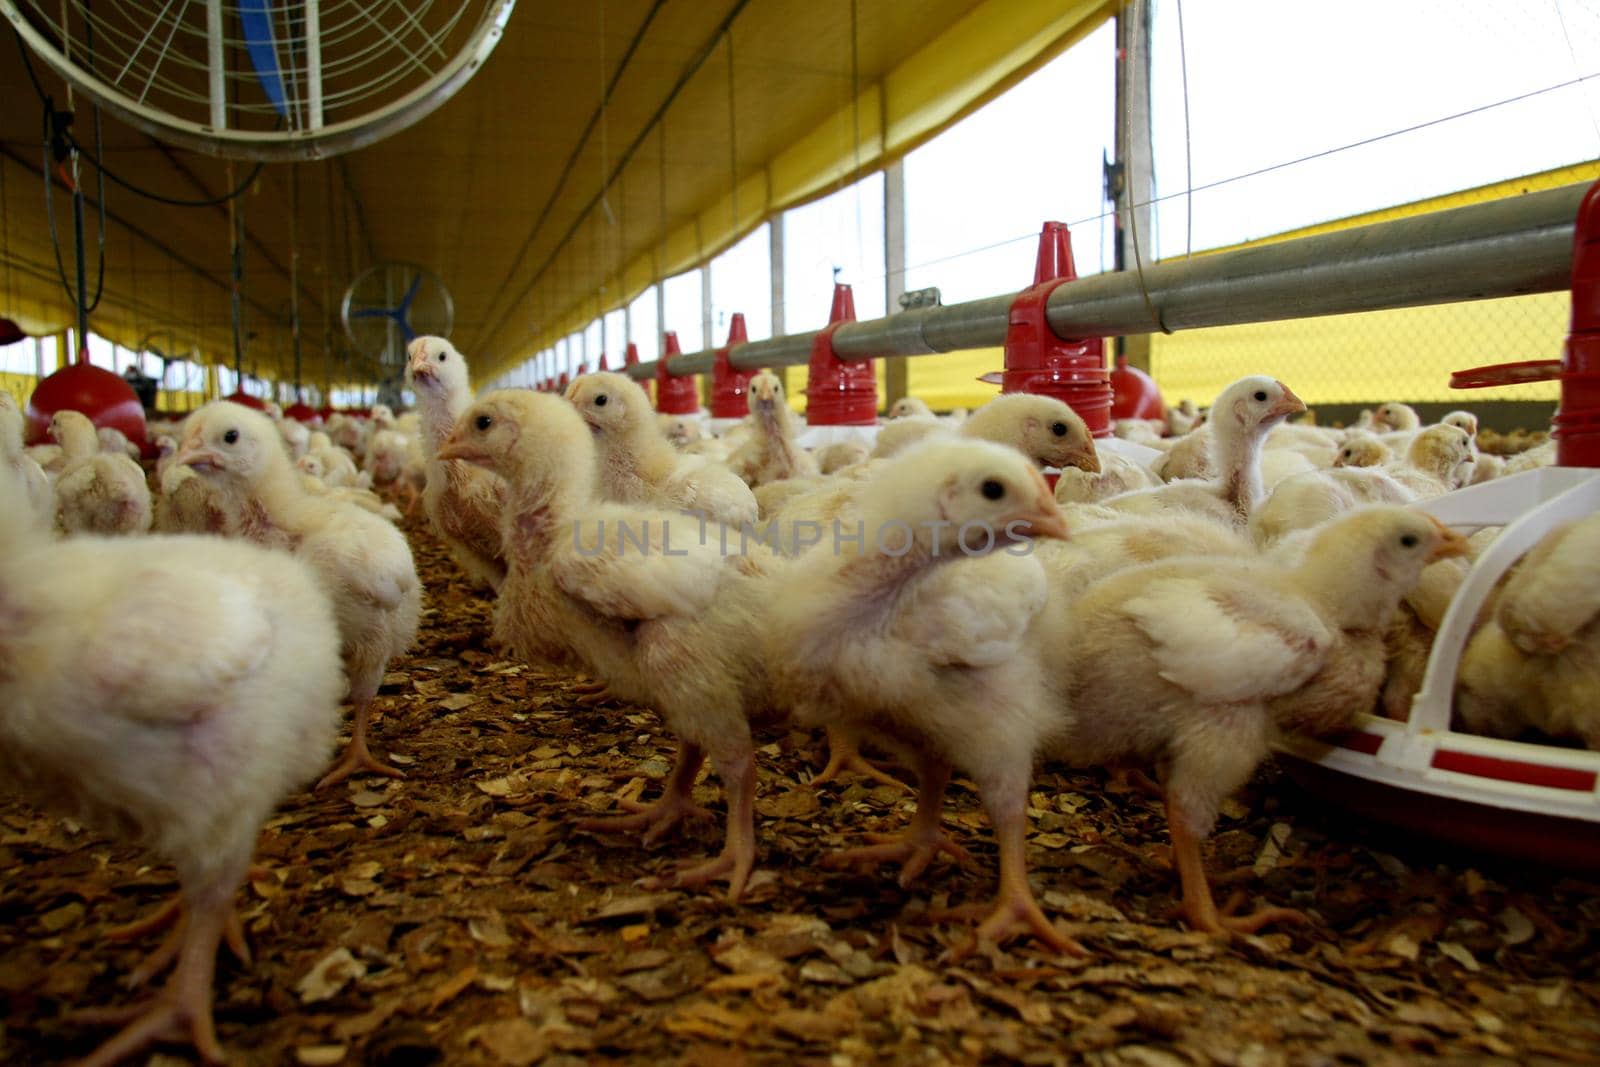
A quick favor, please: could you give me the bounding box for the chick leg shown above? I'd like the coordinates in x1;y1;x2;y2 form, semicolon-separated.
958;783;1086;958
73;880;235;1067
316;695;405;789
1167;797;1307;936
642;746;760;902
809;723;912;793
823;757;972;888
577;740;713;844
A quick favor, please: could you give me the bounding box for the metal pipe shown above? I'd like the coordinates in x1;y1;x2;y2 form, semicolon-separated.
623;182;1586;381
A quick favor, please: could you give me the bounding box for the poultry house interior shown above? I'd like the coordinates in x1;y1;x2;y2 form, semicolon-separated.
2;1;1599;1064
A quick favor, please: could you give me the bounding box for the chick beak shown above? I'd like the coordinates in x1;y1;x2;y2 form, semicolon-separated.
1271;383;1307;419
1425;517;1471;562
1066;441;1101;474
1008;475;1071;542
436;432;485;465
176;443;224;472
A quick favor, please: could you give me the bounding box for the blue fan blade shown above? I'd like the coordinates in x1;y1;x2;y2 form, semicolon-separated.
400;272;424;309
239;0;289;120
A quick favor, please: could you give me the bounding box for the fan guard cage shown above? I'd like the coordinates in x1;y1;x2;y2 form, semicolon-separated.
3;0;516;161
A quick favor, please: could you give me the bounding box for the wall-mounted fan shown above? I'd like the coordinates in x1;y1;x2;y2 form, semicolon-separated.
340;262;452;401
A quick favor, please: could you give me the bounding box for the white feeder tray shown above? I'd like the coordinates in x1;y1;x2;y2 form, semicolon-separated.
796;423;882;450
1275;465;1600;867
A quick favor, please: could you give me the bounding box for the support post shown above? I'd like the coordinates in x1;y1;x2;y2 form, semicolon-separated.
770;215;787;392
884;158;908;409
1114;0;1155;374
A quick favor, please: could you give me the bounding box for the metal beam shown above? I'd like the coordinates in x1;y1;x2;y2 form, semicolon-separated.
883;158;909;405
1113;0;1154;373
623;181;1587;380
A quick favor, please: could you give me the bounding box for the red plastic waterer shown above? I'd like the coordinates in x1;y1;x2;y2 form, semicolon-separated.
981;222;1113;438
283;401;322;424
223;390;267;411
24;344;148;450
711;313;758;419
598;351;610;372
1111;352;1165;421
655;331;700;414
807;283;878;426
559;372;570;392
625;342;651;403
1448;179;1600;467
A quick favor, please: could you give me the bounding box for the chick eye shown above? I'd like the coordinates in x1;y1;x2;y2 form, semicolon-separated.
223;429;239;445
594;394;608;407
438;352;447;362
474;415;492;431
1253;390;1268;402
1400;533;1418;548
981;479;1005;501
1050;421;1068;437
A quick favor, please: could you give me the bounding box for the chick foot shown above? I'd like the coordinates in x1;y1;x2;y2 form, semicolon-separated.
121;910;251;989
578;741;711;847
72;892;231;1067
638;844;753;902
823;830;973;890
316;744;405;789
1169;801;1308;937
1187;889;1310;937
576;793;715;846
810;727;911;793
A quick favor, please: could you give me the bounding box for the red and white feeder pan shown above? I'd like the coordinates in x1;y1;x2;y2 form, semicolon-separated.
1278;179;1600;869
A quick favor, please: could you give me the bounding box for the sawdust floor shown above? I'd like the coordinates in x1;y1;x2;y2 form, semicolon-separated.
2;515;1598;1067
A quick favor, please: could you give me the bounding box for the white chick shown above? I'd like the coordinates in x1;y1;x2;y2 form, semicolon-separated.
0;457;344;1067
97;425;141;460
1047;507;1468;933
727;371;820;486
1457;515;1600;748
1333;432;1392;468
1373;402;1421;432
870;416;943;459
154;433;227;535
1165;398;1203;436
439;390;785;899
1114;418;1164;447
1152;426;1214;482
814;439;870;475
405;336;508;592
1248;466;1415;546
1103;376;1305;527
1468;452;1505;484
567;371;759;528
176;402;421;787
1442;410;1479;440
1385;424;1475;497
278;416;311;461
1054;451;1161;505
50;409;153;536
767;438;1078;954
659;414;704;448
0;393;53;534
363;427;410;488
887;396;933;419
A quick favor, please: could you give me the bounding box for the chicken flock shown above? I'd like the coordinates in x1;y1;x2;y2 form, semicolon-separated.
0;345;1590;1065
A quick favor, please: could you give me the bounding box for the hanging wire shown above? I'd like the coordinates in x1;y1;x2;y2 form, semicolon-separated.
1552;0;1600;153
1174;0;1194;258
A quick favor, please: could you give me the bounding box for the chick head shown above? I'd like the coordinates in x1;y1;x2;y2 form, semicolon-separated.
1334;432;1389;468
964;394;1101;473
858;438;1070;559
1214;376;1305;436
1442;410;1479;440
747;371;785;415
1308;506;1469;594
1374;402;1420;432
1407;424;1475;488
406;336;471;398
659;415;703;447
175;402;287;484
887;396;931;420
439;390;595;491
297;453;326;480
48;408;98;453
566;372;650;441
